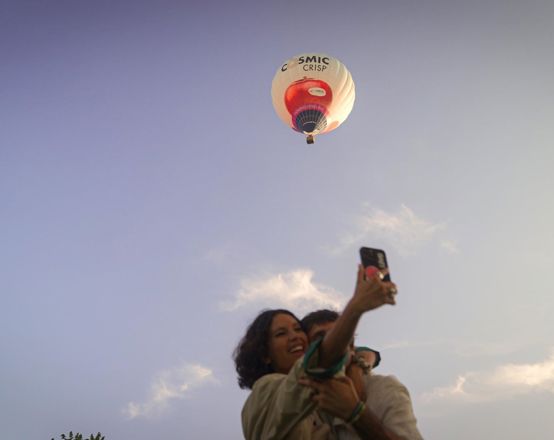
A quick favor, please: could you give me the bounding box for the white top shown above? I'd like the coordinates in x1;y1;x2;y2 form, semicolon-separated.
315;374;424;440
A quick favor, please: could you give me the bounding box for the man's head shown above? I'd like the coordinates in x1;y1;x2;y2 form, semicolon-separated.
301;309;339;342
301;309;381;369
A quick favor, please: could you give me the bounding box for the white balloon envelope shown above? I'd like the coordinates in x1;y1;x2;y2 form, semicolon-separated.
271;53;355;144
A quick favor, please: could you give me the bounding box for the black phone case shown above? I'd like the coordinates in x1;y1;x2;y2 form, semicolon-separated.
360;247;391;282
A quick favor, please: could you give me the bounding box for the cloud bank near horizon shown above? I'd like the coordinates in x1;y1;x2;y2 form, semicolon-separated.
421;350;554;404
123;363;216;419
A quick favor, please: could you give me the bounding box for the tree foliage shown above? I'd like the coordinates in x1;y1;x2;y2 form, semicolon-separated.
51;432;105;440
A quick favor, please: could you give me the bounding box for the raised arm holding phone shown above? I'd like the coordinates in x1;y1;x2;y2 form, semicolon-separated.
297;248;423;440
234;262;397;440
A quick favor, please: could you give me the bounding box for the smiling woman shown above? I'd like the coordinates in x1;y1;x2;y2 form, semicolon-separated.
234;309;304;389
266;313;308;373
234;308;329;439
233;265;398;439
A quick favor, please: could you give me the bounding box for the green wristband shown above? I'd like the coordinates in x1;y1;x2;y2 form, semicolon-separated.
302;338;349;379
347;401;365;424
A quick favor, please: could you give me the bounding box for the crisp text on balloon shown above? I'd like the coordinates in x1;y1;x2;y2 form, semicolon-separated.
281;55;330;72
303;64;327;71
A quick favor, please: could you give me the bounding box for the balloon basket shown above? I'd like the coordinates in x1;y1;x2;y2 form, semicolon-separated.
306;135;314;144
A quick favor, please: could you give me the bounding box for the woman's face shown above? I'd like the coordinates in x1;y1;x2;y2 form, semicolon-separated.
266;313;308;374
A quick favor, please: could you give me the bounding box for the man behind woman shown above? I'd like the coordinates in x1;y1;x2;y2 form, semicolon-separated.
299;309;423;439
233;265;421;439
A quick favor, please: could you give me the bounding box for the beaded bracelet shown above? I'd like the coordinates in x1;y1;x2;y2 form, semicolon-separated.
346;401;366;424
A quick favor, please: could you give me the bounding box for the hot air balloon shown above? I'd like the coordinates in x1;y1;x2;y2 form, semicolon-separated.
271;53;355;144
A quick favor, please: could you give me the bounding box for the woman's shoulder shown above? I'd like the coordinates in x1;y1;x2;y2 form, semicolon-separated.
252;372;287;390
242;372;287;420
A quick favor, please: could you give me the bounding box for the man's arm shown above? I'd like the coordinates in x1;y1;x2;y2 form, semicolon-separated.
298;376;402;440
318;266;396;369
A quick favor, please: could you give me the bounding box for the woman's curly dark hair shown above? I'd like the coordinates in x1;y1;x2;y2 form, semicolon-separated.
233;309;302;389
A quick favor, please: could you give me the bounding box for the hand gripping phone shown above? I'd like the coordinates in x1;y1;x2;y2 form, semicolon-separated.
359;247;391;282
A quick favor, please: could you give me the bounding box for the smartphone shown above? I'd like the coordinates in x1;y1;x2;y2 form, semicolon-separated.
360;247;391;282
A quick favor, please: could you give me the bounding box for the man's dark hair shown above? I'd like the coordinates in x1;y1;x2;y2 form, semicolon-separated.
233;309;302;389
301;309;339;334
302;310;382;369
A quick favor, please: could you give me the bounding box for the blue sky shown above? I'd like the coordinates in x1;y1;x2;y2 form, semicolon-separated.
1;1;553;439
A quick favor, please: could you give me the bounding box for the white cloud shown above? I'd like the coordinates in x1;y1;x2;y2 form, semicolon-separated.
220;269;346;316
123;363;216;419
329;204;456;257
422;376;469;402
421;350;554;404
440;239;460;255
